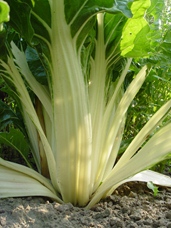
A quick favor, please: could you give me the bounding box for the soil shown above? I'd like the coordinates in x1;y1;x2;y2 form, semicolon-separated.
0;182;171;228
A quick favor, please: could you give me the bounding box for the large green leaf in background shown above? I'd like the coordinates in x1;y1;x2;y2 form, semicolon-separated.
120;0;151;57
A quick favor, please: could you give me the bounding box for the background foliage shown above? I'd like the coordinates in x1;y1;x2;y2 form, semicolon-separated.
121;0;171;172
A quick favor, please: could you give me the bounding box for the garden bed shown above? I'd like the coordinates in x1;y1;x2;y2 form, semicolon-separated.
0;182;171;228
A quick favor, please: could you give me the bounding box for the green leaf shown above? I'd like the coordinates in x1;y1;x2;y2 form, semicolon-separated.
121;0;151;57
147;0;164;21
64;0;133;51
0;30;7;60
0;100;25;132
164;29;171;43
0;0;10;31
0;128;32;168
145;0;165;52
147;181;159;196
65;0;132;37
5;0;34;42
104;14;126;66
25;46;48;85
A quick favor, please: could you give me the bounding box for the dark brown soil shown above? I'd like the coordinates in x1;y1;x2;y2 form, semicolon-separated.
0;182;171;228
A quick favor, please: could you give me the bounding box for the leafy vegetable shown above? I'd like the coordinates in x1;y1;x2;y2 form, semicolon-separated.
0;0;171;209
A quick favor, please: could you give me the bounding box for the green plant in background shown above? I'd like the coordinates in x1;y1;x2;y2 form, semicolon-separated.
0;0;171;209
121;0;171;172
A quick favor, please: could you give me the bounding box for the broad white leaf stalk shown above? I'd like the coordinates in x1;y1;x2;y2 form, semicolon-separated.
0;0;171;209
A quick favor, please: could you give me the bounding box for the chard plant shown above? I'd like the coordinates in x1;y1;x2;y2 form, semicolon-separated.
0;0;171;209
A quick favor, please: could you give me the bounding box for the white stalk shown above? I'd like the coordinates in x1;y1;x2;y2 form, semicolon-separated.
88;13;107;193
50;1;92;206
